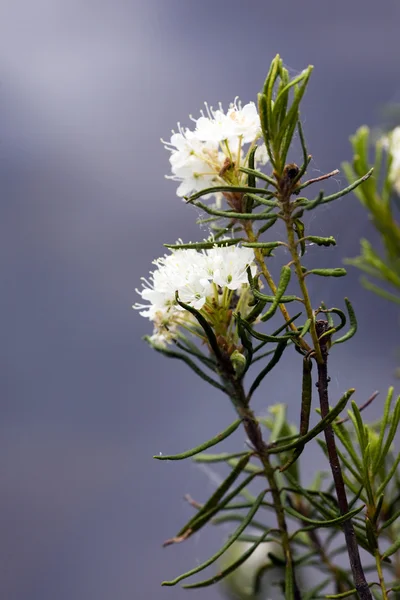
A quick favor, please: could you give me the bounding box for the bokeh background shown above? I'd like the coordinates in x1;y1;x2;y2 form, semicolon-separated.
1;1;400;599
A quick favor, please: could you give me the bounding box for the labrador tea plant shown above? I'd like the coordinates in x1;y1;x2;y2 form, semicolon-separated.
134;55;400;600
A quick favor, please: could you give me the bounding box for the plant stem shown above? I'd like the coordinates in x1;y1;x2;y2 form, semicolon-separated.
280;187;372;599
281;202;322;363
315;325;372;600
375;551;389;600
223;368;301;600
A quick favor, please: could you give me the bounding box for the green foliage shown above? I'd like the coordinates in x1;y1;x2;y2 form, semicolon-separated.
144;55;400;599
343;126;400;306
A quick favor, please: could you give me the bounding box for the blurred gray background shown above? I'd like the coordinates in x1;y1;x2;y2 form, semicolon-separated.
1;1;400;599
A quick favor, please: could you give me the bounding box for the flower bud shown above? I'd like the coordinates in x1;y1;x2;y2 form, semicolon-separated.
230;350;247;378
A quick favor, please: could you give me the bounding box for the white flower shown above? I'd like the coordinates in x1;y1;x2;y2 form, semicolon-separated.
205;245;257;290
162;99;267;201
254;142;270;166
387;126;400;195
134;244;257;344
163;126;222;199
194;99;262;145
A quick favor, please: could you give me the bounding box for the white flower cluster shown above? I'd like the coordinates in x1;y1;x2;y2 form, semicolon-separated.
133;244;257;346
162;98;268;201
387;126;400;195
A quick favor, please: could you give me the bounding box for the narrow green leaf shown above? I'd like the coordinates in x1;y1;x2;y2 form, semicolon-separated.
372;387;394;473
145;338;227;393
239;318;297;343
193;200;277;221
305;268;347;278
294;218;306;256
267;389;355;456
235;312;253;374
302;168;374;210
154;419;242;460
325;582;378;599
174;338;216;370
377;451;400;496
193;451;250;464
360;277;400;305
365;517;378;551
162;490;269;586
382;534;400;559
171;454;252;540
372;494;384;525
239;166;278;188
243;240;285;249
164;238;241;250
175;293;222;361
380;506;400;531
261;265;292;321
244;146;257;213
288;504;364;529
302;235;336;247
375;393;400;474
333;298;358;344
186;184;276;203
258;92;276;167
249;340;288;399
258;215;278;234
182;530;271;589
227;458;260;473
332;421;363;472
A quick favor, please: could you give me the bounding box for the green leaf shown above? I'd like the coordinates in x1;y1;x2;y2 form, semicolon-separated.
166;454;252;543
287;504;364;531
305;268;347;278
175;292;222;361
186;184;275;203
164;238;241;250
243;241;285;249
333;298;358;344
371;387;394;473
235;312;253;374
258;215;278;234
248;340;288;399
302;168;374;210
261;265;292;321
238;318;297;344
267;389;355;457
293;218;306;256
382;534;400;559
154;418;242;460
193;451;250;464
359;277;400;305
145;338;227;393
193;200;277;221
303;235;337;247
374;393;400;474
162;490;269;586
277;67;313;169
365;517;378;551
182;530;271;589
239;166;278;188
